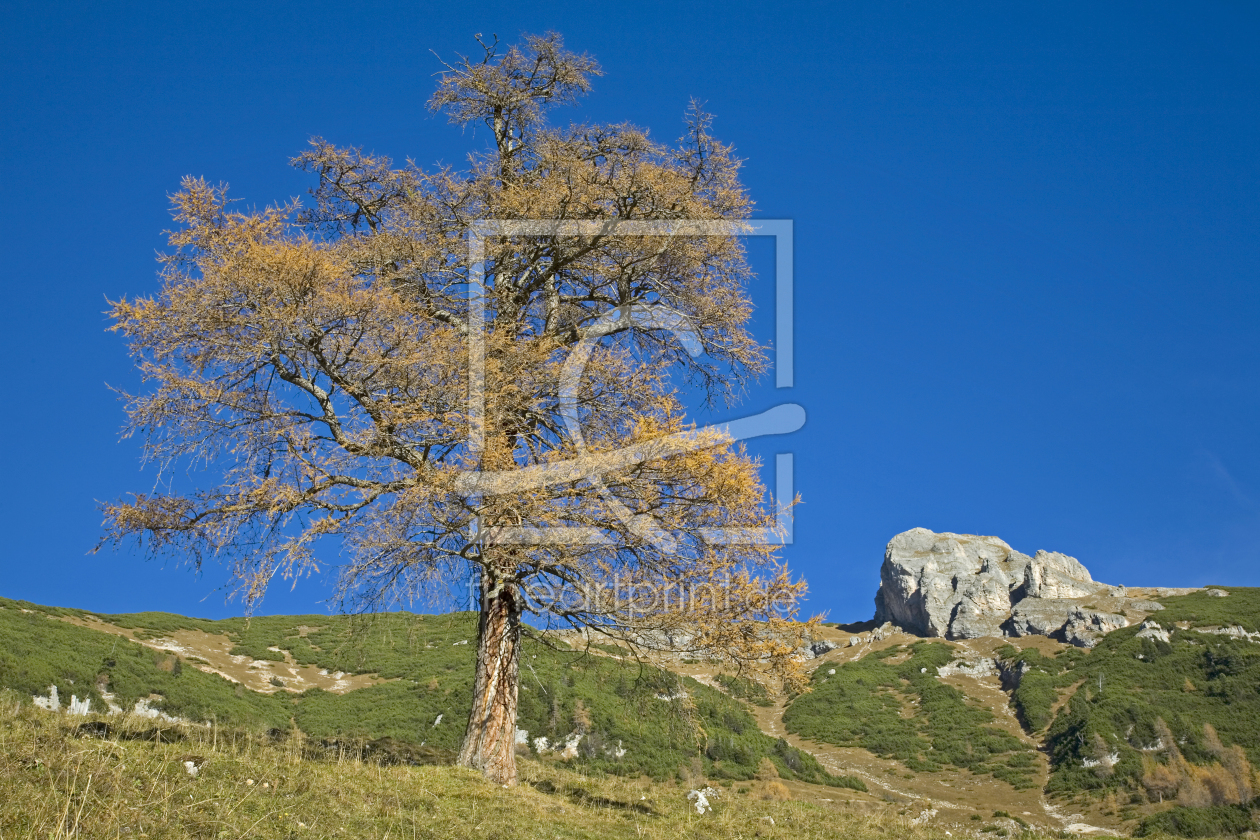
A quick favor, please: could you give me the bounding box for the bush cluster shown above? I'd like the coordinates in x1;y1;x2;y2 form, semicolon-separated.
783;642;1038;788
1038;588;1260;798
713;672;773;707
1133;804;1256;838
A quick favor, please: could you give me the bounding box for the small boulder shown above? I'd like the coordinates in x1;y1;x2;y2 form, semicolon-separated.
1061;607;1127;648
1135;621;1170;644
809;639;838;657
687;786;718;815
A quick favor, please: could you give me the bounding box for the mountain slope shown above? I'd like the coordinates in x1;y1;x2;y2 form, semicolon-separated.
0;597;858;789
776;588;1260;834
7;587;1260;836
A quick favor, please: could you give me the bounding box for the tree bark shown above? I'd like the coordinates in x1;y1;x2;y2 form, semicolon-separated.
456;566;522;785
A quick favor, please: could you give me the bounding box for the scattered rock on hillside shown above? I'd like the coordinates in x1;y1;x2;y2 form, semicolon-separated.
1059;605;1128;647
798;635;838;659
937;658;999;678
1135;621;1170;643
872;527;1163;645
1198;624;1260;643
32;684;94;716
687;787;718;815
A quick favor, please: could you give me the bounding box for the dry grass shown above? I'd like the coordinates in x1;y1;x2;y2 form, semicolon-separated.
0;696;1064;840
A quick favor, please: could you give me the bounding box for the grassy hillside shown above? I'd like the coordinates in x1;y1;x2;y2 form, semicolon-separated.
0;600;293;730
979;588;1260;810
782;588;1260;835
1032;588;1260;800
0;698;1013;840
783;641;1039;788
0;598;861;789
11;588;1260;836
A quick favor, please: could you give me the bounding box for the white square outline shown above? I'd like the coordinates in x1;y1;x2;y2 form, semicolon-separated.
467;220;795;546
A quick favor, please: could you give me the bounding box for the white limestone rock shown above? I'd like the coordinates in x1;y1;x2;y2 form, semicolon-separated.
796;633;838;659
873;529;1026;638
132;698;185;724
874;528;1121;642
870;621;896;641
808;638;838;657
1060;606;1128;648
1199;625;1260;643
1007;598;1077;638
558;732;582;759
33;684;60;712
1135;621;1171;644
1002;597;1130;647
937;658;999;678
1019;550;1106;600
687;787;718;815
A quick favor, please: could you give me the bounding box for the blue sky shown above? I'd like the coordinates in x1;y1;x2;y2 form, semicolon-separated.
3;2;1259;622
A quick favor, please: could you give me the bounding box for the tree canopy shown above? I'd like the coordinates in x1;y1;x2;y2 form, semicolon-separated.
104;32;811;784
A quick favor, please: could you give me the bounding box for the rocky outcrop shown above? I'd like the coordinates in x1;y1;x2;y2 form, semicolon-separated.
873;528;1152;645
844;621;900;646
937;657;999;678
1059;605;1128;648
1006;598;1077;638
33;685;95;716
996;657;1032;691
1135;620;1171;644
803;638;838;658
1196;625;1260;643
793;630;839;659
873;529;1030;638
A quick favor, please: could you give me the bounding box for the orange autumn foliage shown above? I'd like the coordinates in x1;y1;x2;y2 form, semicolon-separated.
102;33;815;785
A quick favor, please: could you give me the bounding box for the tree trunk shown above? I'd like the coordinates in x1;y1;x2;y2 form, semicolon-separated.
457;567;522;785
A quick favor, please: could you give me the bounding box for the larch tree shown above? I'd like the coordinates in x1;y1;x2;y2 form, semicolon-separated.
103;32;813;786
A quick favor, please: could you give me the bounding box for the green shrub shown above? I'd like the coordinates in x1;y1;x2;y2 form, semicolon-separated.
714;672;773;706
994;646;1066;733
1134;805;1256;837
